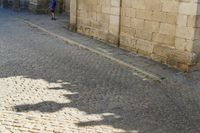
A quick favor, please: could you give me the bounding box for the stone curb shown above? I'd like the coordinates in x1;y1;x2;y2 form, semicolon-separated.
18;18;162;82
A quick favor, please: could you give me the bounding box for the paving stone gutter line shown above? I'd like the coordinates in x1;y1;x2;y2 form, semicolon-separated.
13;13;199;89
18;18;162;82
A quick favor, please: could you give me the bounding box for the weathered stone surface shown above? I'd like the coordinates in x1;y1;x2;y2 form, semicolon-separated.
74;0;120;45
29;0;50;14
63;0;70;15
29;0;64;14
70;0;200;71
1;10;200;132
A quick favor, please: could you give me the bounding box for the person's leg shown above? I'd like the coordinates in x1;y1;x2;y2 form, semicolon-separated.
51;10;56;20
51;12;54;19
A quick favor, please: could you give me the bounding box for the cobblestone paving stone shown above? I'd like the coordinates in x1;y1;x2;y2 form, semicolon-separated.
0;9;200;133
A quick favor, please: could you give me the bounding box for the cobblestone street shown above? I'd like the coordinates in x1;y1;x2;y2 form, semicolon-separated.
0;9;200;133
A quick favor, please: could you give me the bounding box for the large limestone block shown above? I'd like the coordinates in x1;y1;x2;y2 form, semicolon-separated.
152;45;198;71
162;1;179;13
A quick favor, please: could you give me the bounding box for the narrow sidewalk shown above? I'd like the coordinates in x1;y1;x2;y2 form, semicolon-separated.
11;9;200;87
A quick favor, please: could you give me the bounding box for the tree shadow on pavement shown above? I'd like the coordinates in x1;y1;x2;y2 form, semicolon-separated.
0;14;200;132
0;51;199;133
7;58;199;133
14;101;69;113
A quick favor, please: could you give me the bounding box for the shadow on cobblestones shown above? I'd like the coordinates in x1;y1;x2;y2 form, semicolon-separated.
15;101;69;113
0;9;200;132
11;76;200;132
1;46;200;132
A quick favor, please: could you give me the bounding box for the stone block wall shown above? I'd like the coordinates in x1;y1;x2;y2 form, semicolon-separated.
120;0;200;70
76;0;121;44
63;0;70;15
29;0;65;14
176;1;200;70
71;0;200;71
29;0;50;14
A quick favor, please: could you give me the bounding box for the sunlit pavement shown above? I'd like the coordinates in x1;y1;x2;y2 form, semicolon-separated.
0;8;200;133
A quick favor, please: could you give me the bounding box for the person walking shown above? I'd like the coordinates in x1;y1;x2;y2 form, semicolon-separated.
50;0;57;20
